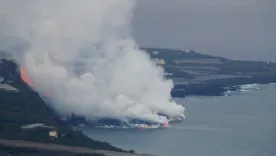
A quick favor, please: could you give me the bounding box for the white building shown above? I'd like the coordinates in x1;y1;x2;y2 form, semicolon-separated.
165;73;173;76
152;59;166;65
49;130;58;138
152;51;159;55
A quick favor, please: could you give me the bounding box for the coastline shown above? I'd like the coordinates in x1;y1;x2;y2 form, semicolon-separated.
0;59;133;155
1;46;276;155
171;76;276;97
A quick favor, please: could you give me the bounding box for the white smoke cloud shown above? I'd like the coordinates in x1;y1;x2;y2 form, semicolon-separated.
0;0;184;124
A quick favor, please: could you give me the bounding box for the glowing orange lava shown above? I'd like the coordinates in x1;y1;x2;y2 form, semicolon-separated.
20;67;33;87
20;67;49;97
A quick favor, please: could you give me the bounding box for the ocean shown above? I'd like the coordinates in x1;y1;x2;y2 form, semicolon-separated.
81;84;276;156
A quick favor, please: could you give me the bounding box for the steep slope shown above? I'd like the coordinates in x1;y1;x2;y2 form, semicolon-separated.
0;59;128;153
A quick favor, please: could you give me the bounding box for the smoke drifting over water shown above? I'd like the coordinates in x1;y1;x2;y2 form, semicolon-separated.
0;0;184;124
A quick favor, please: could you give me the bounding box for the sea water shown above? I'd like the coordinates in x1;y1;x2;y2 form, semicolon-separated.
81;84;276;156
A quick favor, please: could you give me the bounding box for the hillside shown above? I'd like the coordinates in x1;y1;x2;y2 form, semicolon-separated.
0;59;132;155
1;48;276;155
142;48;276;96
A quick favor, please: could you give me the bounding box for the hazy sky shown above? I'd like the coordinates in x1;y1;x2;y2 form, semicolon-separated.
133;0;276;61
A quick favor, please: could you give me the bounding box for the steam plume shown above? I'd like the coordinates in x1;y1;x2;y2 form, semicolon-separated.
0;0;184;124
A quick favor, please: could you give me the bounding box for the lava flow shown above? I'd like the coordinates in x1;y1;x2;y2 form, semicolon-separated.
20;67;33;87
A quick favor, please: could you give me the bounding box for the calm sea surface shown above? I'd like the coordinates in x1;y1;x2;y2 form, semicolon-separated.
81;84;276;156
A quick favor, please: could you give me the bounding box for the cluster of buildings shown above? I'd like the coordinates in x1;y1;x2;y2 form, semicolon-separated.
152;51;159;55
150;50;166;65
152;58;166;65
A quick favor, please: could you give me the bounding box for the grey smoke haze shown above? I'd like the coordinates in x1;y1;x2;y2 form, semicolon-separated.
0;0;184;123
134;0;276;61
